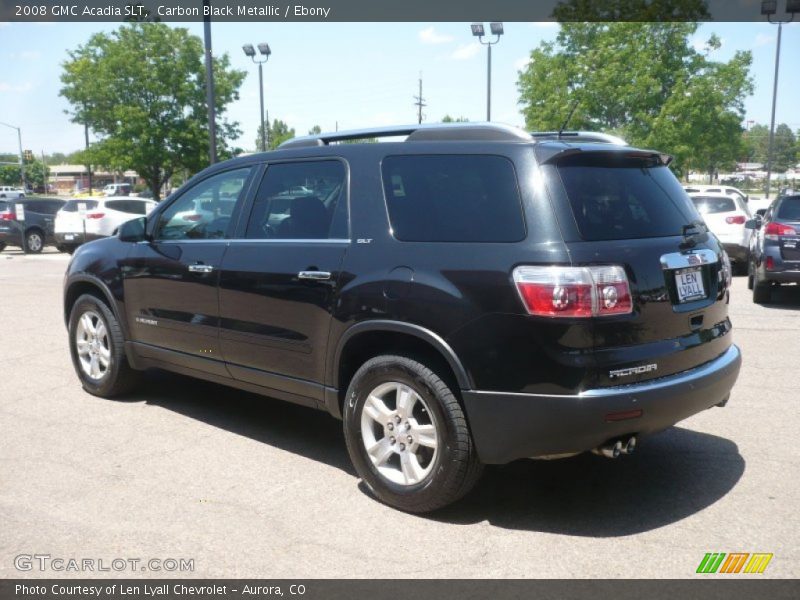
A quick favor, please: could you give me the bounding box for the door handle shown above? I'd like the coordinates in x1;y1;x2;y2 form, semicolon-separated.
188;264;214;274
298;270;331;280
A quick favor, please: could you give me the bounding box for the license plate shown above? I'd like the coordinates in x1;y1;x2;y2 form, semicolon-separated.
64;234;75;240
675;267;705;303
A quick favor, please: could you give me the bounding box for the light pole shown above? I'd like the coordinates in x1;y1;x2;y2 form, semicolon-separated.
761;0;798;199
0;120;27;190
243;43;272;152
471;22;504;121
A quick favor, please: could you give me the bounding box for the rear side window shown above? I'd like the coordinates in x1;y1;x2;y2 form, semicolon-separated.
106;200;148;214
776;196;800;220
691;196;736;214
381;155;525;242
555;154;700;241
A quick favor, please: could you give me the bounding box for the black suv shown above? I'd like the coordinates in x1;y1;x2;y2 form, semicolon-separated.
747;192;800;303
0;197;66;253
63;124;741;512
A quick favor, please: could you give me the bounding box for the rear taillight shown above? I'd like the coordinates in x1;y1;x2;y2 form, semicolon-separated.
513;265;632;318
765;222;797;239
725;215;746;225
86;212;105;219
766;256;775;270
0;210;16;220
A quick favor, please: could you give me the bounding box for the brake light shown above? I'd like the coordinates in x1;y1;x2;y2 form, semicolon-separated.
725;215;746;225
0;210;15;220
764;222;797;239
86;212;105;219
513;265;632;318
766;256;775;271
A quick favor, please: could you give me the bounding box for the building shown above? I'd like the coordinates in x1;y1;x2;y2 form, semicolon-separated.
48;165;142;194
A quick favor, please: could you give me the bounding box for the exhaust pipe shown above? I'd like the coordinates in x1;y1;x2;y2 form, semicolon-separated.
593;436;637;458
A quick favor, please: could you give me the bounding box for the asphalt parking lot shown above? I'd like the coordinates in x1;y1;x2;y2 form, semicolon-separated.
1;247;799;578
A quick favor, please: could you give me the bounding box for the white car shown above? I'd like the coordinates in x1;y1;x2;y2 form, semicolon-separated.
54;197;156;252
688;192;752;274
0;186;26;199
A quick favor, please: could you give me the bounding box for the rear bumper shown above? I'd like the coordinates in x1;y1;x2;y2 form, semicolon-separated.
762;270;800;284
462;344;741;464
54;232;103;245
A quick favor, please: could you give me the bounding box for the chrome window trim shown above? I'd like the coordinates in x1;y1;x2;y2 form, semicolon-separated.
143;238;351;245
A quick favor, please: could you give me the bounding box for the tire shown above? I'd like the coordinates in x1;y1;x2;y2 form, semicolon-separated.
56;244;77;254
24;229;44;253
343;355;483;513
68;294;140;397
752;269;772;304
747;260;754;290
0;242;6;252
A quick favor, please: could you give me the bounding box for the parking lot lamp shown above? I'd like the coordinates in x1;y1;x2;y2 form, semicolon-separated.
471;22;504;121
243;43;272;152
761;0;798;199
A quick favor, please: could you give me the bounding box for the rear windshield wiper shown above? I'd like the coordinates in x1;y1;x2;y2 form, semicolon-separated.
680;220;709;249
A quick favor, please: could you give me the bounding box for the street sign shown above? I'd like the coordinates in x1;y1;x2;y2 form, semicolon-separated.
77;202;87;216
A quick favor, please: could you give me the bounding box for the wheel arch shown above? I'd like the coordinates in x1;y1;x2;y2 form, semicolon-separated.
64;275;128;339
328;321;472;419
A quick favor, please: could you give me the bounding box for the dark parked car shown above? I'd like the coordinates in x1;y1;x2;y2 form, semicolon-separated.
747;192;800;303
63;124;741;512
0;197;66;253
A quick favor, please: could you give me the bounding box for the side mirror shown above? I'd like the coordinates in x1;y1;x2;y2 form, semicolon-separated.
119;217;148;242
745;219;758;230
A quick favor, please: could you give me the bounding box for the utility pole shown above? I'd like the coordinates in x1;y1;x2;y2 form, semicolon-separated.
265;110;270;149
203;0;218;164
413;74;426;124
84;122;93;195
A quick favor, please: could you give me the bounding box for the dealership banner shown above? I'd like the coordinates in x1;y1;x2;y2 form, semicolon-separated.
2;580;800;600
0;0;794;22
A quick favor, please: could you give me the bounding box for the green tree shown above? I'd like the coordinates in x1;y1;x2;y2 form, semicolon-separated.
771;124;797;173
308;125;322;135
441;115;469;123
255;119;296;150
742;123;769;164
60;23;245;200
0;155;49;188
517;23;752;179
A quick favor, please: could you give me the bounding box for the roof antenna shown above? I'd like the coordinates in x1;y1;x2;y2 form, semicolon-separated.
558;99;580;139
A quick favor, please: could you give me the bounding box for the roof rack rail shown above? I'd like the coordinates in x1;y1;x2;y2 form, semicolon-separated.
278;122;532;149
530;131;628;145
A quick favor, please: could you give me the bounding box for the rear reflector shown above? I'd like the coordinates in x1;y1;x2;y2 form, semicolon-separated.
513;265;632;318
604;409;643;422
725;215;746;225
766;256;775;270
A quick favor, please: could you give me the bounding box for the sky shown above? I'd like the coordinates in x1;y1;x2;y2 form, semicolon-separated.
0;20;799;157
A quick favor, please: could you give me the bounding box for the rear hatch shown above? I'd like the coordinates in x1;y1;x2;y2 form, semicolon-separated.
55;200;99;234
774;196;800;264
539;147;733;388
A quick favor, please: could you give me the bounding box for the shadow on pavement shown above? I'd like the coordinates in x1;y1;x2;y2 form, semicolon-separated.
129;370;744;537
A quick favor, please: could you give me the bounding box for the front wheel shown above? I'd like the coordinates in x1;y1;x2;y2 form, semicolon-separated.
343;355;482;513
68;294;140;397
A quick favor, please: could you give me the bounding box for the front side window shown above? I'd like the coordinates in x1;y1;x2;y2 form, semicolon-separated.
155;168;252;240
381;155;525;242
244;160;347;240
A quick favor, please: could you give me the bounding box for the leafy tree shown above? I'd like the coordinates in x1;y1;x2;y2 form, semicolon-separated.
742;123;769;164
441;115;470;123
742;123;797;172
0;155;49;188
255;119;296;150
60;23;245;200
308;125;322;135
517;23;753;179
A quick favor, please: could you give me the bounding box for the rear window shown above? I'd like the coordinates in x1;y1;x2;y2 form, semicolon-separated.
691;196;736;214
555;154;700;241
62;200;99;212
381;155;525;242
106;199;149;214
0;201;8;211
776;196;800;221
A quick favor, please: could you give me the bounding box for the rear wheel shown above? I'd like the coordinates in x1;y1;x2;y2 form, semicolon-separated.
68;294;140;397
747;259;754;290
24;229;44;253
0;242;6;252
752;269;772;304
343;355;482;513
